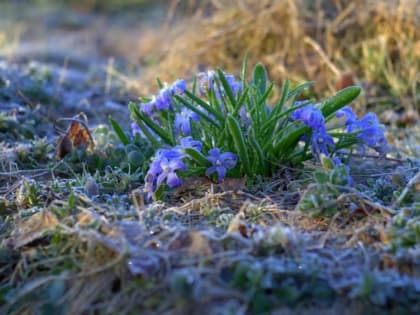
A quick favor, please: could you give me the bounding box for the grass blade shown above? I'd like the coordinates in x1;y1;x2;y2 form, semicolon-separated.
109;116;130;145
175;94;222;129
184;148;210;167
129;102;174;146
226;114;250;174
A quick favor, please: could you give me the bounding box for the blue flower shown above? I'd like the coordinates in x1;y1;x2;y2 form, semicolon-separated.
174;108;200;135
155;88;172;111
198;70;216;95
170;79;187;95
238;106;251;126
310;130;335;158
291;104;325;130
335;106;358;129
205;148;237;182
131;121;156;139
197;70;242;99
352;113;388;154
144;149;187;197
178;136;203;152
131;122;142;137
225;74;242;96
141;100;155;115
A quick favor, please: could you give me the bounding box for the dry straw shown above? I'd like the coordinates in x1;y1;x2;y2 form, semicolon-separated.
139;0;419;112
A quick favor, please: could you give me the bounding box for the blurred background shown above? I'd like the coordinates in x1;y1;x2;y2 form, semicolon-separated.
0;0;419;124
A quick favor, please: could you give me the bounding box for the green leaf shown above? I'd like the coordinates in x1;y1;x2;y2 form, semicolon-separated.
254;82;274;124
248;129;268;176
226;115;250;174
184;148;210;167
156;78;164;89
109;116;130;145
321;86;361;117
314;171;329;184
233;86;249;116
180;92;224;127
271;79;290;118
252;63;268;96
262;100;310;137
272;124;308;156
129;102;173;146
241;52;249;84
217;69;237;108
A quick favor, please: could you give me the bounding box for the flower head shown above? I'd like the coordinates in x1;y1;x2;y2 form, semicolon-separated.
225;74;242;96
335;106;358;129
140;100;155;115
291;104;325;130
348;112;389;154
197;70;242;99
205;148;237;183
198;70;216;95
131;121;159;140
178;136;203;152
155;88;172;111
174;108;200;135
170;79;187;95
144;149;187;198
310;130;335;158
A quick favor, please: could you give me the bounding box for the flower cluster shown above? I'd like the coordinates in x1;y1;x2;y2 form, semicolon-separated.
291;104;335;158
144;137;237;198
142;79;186;113
174;108;200;135
291;103;389;159
336;107;389;154
127;62;390;200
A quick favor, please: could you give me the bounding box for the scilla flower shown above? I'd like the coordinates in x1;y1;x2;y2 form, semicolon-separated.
205;148;237;183
144;149;186;197
174;108;200;135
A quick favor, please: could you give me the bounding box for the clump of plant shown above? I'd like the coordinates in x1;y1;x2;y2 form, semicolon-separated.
296;155;353;216
128;59;389;200
388;206;420;252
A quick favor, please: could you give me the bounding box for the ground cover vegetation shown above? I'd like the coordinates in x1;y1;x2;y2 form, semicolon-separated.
0;1;419;314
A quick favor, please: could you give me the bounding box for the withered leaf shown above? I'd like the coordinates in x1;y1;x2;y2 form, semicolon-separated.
188;231;213;257
227;211;249;238
57;120;94;158
10;211;58;248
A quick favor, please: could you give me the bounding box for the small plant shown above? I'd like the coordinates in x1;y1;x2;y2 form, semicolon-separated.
296;155;353;216
128;59;389;199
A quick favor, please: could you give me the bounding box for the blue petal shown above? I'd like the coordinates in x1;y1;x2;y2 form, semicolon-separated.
166;172;183;188
215;166;226;182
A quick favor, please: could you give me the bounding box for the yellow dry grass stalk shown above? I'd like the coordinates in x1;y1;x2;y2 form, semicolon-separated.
139;0;419;110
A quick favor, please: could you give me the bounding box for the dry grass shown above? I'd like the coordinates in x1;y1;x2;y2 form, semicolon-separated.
138;0;419;115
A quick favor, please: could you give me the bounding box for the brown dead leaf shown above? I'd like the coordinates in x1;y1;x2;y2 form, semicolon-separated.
10;211;58;248
76;211;114;235
227;211;249;238
57;120;94;158
188;231;213;257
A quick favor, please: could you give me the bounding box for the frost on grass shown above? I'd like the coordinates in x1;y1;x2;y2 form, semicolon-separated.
1;60;419;315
